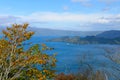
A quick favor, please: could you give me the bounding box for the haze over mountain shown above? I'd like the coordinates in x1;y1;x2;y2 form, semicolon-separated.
0;26;103;36
28;27;103;36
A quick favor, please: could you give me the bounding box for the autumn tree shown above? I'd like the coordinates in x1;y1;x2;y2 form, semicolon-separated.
0;24;56;80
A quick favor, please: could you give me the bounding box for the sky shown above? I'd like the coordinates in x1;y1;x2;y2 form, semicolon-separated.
0;0;120;31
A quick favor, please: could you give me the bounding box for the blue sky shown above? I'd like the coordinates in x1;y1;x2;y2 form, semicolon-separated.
0;0;120;31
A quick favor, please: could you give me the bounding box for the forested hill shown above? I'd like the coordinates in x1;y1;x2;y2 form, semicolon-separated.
48;30;120;44
96;30;120;39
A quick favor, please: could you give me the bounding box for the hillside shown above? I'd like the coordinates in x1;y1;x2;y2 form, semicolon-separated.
48;30;120;44
96;30;120;39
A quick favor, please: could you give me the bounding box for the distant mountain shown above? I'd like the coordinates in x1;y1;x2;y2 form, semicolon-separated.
0;26;102;36
48;30;120;44
96;30;120;39
29;27;102;36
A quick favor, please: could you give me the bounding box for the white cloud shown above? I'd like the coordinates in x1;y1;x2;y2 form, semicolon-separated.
0;12;117;24
21;12;120;24
30;12;93;22
19;12;106;23
0;12;120;31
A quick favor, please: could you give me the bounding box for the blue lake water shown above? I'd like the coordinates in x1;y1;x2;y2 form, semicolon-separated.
27;36;120;78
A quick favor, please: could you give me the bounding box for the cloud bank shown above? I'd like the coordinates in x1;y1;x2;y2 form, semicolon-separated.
0;12;120;31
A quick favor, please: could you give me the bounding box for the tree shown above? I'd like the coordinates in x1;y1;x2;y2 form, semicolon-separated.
0;23;56;80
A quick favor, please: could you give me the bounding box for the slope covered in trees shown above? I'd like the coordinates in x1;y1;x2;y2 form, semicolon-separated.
96;30;120;39
48;30;120;44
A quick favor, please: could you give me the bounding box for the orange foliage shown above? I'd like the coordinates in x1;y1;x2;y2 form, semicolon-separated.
0;23;56;80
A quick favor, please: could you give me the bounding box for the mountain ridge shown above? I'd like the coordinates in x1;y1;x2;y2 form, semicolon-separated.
47;30;120;44
96;30;120;39
28;27;103;36
0;26;102;36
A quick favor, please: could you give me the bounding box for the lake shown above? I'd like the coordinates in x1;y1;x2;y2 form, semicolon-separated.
28;36;120;79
